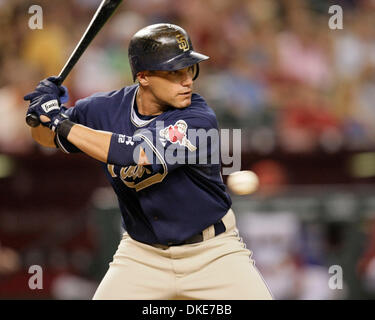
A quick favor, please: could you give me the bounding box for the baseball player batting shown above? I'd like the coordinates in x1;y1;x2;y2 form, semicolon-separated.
24;23;273;300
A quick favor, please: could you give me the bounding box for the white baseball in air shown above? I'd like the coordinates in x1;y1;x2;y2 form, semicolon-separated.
227;170;259;195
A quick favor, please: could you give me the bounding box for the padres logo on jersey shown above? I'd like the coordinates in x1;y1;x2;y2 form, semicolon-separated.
176;34;189;52
107;163;167;192
107;132;168;192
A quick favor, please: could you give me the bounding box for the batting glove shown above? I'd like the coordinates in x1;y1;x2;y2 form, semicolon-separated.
23;94;62;128
24;76;69;103
24;76;69;128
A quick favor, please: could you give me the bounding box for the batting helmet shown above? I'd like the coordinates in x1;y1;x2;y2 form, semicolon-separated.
128;23;209;81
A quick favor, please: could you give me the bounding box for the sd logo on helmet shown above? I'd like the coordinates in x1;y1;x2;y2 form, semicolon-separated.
128;23;209;81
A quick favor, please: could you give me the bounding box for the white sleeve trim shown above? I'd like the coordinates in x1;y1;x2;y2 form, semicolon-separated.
55;133;70;154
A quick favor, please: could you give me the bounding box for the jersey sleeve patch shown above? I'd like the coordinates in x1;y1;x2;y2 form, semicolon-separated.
159;120;197;152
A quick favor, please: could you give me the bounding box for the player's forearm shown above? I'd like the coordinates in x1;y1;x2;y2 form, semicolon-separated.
66;124;111;163
31;126;57;148
64;123;150;165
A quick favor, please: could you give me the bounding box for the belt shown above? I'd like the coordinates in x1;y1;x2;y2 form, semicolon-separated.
180;219;226;245
151;209;235;248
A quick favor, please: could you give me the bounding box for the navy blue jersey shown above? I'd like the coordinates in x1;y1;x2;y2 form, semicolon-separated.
57;84;232;245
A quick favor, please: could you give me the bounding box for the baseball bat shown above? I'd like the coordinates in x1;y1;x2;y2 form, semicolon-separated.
26;0;123;127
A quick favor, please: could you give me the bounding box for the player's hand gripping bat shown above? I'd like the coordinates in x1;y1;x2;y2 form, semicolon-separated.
25;0;123;127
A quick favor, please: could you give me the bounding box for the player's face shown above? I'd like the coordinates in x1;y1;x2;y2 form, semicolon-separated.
145;66;195;109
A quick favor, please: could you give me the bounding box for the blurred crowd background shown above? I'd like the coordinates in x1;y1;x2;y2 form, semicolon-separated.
1;0;375;299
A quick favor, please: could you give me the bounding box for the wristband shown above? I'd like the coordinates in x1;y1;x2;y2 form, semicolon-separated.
56;120;75;139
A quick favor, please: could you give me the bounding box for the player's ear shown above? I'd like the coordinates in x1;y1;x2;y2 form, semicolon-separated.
137;71;150;87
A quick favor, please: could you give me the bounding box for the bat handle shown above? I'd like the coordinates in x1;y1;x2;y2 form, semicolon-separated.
26;113;40;127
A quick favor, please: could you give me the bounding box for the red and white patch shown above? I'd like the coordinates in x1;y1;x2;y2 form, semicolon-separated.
159;120;197;151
